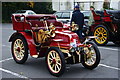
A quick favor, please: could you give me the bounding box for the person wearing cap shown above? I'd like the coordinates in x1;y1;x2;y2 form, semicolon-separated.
71;5;84;39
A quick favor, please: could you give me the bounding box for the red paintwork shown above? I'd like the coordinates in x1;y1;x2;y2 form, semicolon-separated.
12;14;63;31
102;10;112;22
91;10;101;21
19;32;38;56
49;30;79;50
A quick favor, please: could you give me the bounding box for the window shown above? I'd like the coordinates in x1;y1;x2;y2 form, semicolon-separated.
55;12;62;19
28;12;33;14
61;12;70;19
83;12;90;17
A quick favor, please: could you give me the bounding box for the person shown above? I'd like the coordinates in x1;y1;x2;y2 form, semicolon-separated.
70;5;84;39
88;6;95;26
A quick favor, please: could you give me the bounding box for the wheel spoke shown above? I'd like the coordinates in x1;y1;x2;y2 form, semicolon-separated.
52;64;55;69
87;59;91;64
14;42;18;48
103;36;107;39
20;44;24;49
49;57;53;61
56;64;60;71
20;51;24;57
100;28;102;33
50;53;54;58
16;40;20;45
90;58;94;62
21;49;25;53
92;56;96;61
53;52;56;58
56;62;61;66
95;30;100;34
103;33;107;36
101;37;105;41
101;37;104;42
55;64;57;71
101;28;104;33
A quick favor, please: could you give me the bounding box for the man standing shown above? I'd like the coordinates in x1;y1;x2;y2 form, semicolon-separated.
71;5;84;39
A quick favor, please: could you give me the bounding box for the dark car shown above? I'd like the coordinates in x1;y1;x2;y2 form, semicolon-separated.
90;10;120;46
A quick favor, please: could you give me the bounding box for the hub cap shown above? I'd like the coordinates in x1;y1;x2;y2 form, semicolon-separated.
13;39;25;61
94;27;107;44
47;50;61;73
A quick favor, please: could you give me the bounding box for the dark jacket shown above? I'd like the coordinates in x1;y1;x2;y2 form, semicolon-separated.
71;10;84;29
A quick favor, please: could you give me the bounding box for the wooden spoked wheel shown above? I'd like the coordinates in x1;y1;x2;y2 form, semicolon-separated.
46;47;65;77
94;26;109;45
13;39;25;61
12;36;28;64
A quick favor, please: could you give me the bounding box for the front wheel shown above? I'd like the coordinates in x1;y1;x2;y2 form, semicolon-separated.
46;47;66;77
82;42;100;69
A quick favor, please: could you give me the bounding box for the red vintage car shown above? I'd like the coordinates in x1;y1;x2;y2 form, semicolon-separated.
9;14;100;77
90;10;120;46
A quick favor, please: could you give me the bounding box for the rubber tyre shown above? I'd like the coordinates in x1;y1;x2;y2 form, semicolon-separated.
82;42;100;70
11;36;28;64
46;47;66;77
93;25;109;46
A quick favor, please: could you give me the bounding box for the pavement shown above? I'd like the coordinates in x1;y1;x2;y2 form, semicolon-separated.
0;23;120;80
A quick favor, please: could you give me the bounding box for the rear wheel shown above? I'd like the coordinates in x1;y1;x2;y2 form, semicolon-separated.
82;42;100;69
94;25;109;46
46;47;66;77
11;36;28;64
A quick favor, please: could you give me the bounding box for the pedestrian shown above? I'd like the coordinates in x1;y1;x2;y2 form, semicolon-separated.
88;6;95;26
70;5;84;39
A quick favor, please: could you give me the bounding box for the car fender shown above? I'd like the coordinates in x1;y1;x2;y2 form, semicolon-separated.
9;32;38;57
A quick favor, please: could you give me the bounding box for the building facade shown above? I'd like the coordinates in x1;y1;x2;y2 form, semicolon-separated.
52;0;120;11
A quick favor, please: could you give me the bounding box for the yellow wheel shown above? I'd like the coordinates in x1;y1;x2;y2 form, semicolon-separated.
46;47;66;77
12;36;28;64
94;26;109;45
